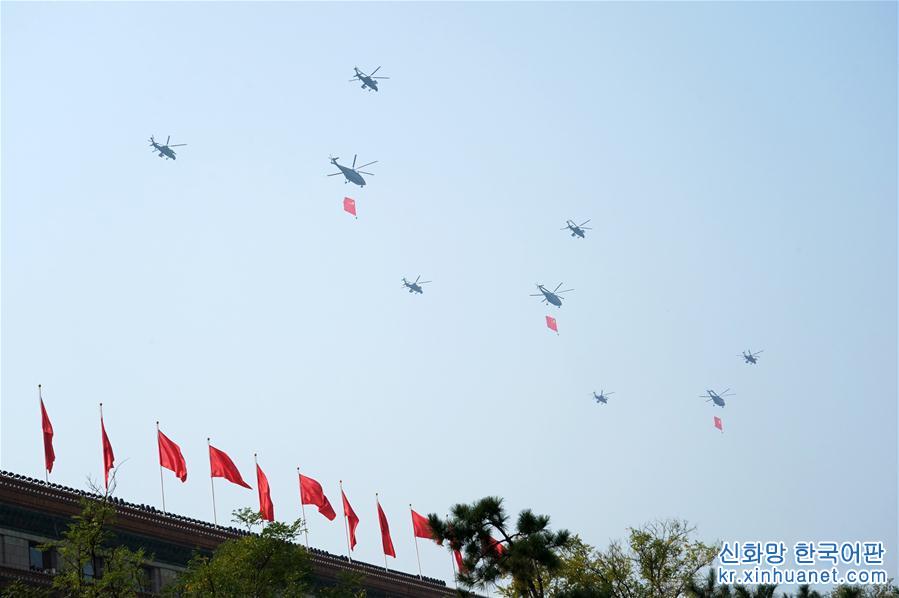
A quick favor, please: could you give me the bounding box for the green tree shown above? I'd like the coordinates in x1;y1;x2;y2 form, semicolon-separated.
168;508;311;598
318;571;367;598
733;585;778;598
43;497;148;597
589;519;718;598
428;496;571;597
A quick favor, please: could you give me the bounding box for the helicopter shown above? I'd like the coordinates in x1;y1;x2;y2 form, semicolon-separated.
402;275;431;294
328;155;376;187
593;390;614;404
149;135;186;160
350;66;389;92
530;283;573;308
561;219;592;239
740;349;764;364
700;389;734;407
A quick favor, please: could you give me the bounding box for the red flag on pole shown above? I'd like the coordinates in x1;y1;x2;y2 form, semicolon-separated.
158;429;187;482
377;499;396;558
489;536;506;555
342;489;359;549
299;474;337;520
545;315;558;333
209;445;252;489
256;462;274;521
453;549;467;573
101;408;115;489
411;509;436;542
713;416;723;432
343;197;357;217
39;393;55;474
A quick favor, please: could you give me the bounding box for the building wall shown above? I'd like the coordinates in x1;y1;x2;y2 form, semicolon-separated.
0;471;457;597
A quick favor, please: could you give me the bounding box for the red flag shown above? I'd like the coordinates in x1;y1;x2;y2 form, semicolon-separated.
377;499;396;558
40;398;55;474
343;197;357;217
545;315;558;333
714;416;723;432
101;413;115;489
453;549;467;574
342;488;359;549
208;444;251;489
489;536;506;555
411;509;436;542
256;463;274;521
157;428;187;482
299;474;336;520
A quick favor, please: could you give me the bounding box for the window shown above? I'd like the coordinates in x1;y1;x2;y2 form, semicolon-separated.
28;542;43;570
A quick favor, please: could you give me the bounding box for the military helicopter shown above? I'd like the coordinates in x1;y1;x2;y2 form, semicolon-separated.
700;389;734;407
149;135;187;160
740;349;764;364
561;219;592;239
530;283;573;308
350;66;389;92
593;390;614;404
328;155;376;187
402;275;431;294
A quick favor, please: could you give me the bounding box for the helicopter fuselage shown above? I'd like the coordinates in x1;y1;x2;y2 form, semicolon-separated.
743;353;757;364
539;287;563;307
335;164;366;186
568;224;585;238
406;284;423;294
593;393;607;404
152;144;177;160
706;391;726;407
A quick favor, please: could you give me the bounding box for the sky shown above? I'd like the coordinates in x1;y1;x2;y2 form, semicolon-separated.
2;1;897;591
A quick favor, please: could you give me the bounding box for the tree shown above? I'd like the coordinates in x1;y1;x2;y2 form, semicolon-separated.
587;519;718;598
734;585;778;598
318;571;367;598
168;508;311;598
497;535;612;598
42;496;148;597
428;496;571;597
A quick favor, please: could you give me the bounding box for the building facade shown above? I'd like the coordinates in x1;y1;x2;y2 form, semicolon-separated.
0;471;457;596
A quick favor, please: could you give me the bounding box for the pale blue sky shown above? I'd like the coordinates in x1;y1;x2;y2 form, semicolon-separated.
2;1;896;588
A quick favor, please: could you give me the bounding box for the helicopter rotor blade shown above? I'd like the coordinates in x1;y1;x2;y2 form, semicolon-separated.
553;283;563;292
372;76;390;80
414;275;420;284
169;144;187;147
419;281;432;285
579;219;591;226
166;135;170;145
528;293;543;297
357;171;375;176
557;289;574;294
352;154;357;168
327;172;343;176
370;66;382;76
355;160;378;170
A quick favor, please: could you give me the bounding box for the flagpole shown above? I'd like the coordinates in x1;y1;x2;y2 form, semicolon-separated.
99;403;106;491
157;422;166;513
410;504;423;579
377;493;388;573
38;385;48;483
339;480;352;562
448;513;458;589
208;438;218;525
297;468;309;547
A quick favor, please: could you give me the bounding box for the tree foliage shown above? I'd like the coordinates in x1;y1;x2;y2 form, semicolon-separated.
167;508;311;598
428;496;571;597
42;497;148;597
